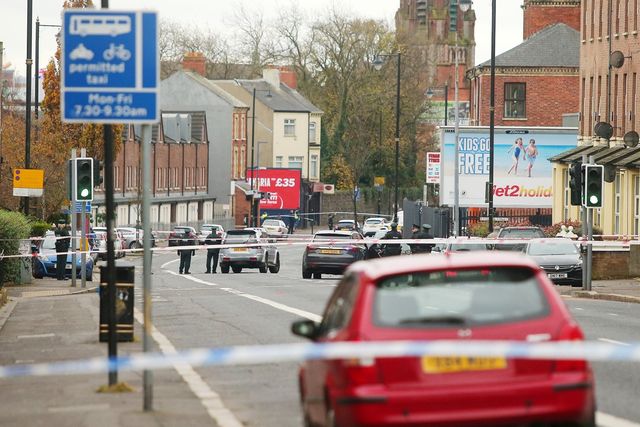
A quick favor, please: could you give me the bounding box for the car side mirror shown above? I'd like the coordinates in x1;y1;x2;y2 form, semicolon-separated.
291;319;320;340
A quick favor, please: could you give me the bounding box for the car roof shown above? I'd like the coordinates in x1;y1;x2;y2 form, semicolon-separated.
315;230;354;236
527;237;576;244
349;251;541;281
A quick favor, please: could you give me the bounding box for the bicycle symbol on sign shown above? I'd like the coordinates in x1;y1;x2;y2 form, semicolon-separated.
103;43;131;61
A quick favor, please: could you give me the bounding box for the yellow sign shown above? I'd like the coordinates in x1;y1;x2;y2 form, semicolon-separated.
13;168;44;197
374;176;385;187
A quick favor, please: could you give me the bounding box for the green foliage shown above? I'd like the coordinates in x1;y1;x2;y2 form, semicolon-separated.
30;220;52;238
468;221;489;237
0;211;31;286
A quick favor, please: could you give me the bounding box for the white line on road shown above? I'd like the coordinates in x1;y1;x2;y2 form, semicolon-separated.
597;411;640;427
574;307;584;310
598;338;631;346
165;270;323;322
17;333;55;339
607;313;619;316
160;259;179;269
133;309;242;427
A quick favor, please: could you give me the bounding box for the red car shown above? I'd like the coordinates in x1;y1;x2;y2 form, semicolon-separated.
292;252;595;427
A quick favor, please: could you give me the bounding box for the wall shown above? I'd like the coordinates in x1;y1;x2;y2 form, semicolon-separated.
523;1;580;39
472;72;579;127
273;111;310;179
161;72;233;210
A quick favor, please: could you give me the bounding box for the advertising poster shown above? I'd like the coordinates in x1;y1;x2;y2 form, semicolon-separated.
426;152;441;183
247;168;301;210
440;127;577;207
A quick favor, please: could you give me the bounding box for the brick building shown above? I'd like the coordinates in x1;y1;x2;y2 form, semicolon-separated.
467;0;581;127
93;112;217;229
550;0;640;237
395;0;476;125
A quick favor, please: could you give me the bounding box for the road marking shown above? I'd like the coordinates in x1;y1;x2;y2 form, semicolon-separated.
17;333;55;339
133;309;242;427
607;313;619;316
160;258;179;269
574;307;584;310
598;338;631;346
48;403;110;413
597;411;640;427
165;269;322;322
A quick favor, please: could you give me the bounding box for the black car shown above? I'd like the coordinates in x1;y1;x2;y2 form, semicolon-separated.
525;238;582;286
302;230;367;279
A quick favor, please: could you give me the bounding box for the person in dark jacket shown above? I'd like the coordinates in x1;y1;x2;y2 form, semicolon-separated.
54;220;71;280
410;224;435;254
204;230;221;273
327;213;335;230
381;222;403;257
178;229;195;274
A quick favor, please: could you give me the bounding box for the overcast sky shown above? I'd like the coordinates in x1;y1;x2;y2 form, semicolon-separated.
1;0;523;79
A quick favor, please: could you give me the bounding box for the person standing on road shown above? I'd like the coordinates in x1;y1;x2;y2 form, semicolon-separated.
54;219;71;280
328;213;334;230
381;222;403;257
410;224;434;254
178;229;195;274
204;230;221;273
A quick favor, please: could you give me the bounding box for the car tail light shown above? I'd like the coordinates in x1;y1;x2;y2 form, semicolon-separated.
553;322;587;372
340;358;380;386
348;246;359;254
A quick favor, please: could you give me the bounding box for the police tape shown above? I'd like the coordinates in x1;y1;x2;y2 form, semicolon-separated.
1;340;640;379
1;236;635;260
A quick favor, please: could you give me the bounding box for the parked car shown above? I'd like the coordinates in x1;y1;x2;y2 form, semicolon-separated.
445;241;494;252
335;219;360;231
32;231;94;281
198;224;225;244
361;217;389;237
493;226;546;252
219;228;280;274
116;227;154;249
92;227;125;259
292;252;595;427
526;238;582;286
168;225;197;247
261;219;288;238
302;230;367;279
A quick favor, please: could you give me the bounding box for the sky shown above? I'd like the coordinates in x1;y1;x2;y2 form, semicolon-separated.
1;0;523;81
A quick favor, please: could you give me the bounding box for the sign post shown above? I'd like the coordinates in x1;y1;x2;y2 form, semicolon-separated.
12;169;44;197
61;7;158;394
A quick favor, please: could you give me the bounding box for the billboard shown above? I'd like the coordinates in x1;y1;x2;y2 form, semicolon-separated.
248;168;301;210
426;152;441;184
440;126;577;207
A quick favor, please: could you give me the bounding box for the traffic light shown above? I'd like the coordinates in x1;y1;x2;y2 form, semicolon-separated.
583;164;604;208
93;158;104;187
568;162;582;206
449;1;458;32
74;157;94;201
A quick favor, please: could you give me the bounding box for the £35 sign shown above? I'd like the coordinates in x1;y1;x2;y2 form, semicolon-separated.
247;168;301;210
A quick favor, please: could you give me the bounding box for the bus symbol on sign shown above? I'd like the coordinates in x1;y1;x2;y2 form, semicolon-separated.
69;15;132;37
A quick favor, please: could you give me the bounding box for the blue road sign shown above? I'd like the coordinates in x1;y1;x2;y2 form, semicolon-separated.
61;10;158;123
72;201;91;214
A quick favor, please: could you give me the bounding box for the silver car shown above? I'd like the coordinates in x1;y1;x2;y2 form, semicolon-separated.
219;228;280;274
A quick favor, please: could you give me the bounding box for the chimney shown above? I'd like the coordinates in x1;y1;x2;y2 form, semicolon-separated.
182;52;206;76
263;68;280;89
276;66;297;89
522;0;580;39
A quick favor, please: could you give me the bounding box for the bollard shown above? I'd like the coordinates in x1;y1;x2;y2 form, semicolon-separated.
99;263;134;342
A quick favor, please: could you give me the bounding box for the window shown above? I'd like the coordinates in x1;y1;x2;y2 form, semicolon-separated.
318;274;359;336
635;176;640;236
288;156;303;170
114;166;120;190
241;115;246;140
240;147;246;178
275;156;283;168
563;168;569;221
615;172;621;234
233;147;239;179
310;154;318;178
284;119;296;136
308;122;317;143
504;83;526;118
233;114;239;140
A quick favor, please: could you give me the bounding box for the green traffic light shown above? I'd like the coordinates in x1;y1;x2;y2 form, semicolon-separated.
589;195;598;205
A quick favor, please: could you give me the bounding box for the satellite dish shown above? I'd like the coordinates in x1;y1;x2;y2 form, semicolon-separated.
604;164;617;183
594;121;614;140
610;51;626;68
623;131;639;147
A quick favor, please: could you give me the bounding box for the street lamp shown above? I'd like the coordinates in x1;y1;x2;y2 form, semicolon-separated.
488;0;496;232
249;86;272;227
373;52;401;223
425;84;449;126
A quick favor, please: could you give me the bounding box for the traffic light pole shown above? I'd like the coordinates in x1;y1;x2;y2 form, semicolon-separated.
585;155;595;291
71;149;77;288
80;148;87;288
581;154;587;290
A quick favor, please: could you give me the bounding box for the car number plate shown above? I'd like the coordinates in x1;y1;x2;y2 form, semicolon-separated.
319;249;341;255
421;356;507;373
548;273;568;279
233;248;248;252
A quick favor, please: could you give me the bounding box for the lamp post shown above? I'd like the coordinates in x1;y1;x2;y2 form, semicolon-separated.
249;86;272;227
426;83;449;126
373;52;401;223
488;0;496;232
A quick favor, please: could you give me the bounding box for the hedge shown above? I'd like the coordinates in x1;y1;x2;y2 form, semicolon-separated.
0;211;31;287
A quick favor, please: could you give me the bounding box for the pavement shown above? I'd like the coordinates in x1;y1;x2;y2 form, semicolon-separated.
0;275;216;427
0;257;639;427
